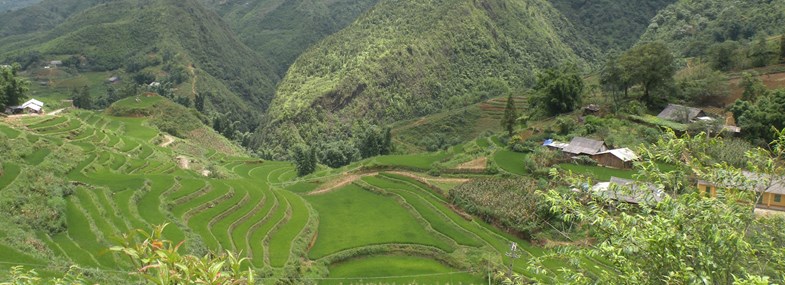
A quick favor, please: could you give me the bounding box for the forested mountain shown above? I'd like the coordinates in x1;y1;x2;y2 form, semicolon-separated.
0;0;109;37
0;0;279;130
202;0;381;75
549;0;676;51
0;0;41;13
639;0;785;57
252;0;599;154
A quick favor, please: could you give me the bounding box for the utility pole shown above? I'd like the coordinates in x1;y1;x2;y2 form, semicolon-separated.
505;242;521;277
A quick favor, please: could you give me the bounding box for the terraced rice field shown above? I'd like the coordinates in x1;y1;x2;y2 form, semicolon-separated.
0;109;582;283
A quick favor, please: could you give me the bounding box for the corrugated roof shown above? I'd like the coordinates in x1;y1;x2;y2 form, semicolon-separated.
563;137;607;155
598;148;639;162
657;104;705;122
591;177;665;204
21;99;44;108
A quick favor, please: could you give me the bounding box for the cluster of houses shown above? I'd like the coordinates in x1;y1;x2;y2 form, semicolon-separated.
538;104;774;209
4;98;45;115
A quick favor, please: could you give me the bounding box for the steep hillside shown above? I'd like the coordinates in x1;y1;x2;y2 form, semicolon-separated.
0;0;105;37
639;0;785;56
550;0;676;51
0;0;42;13
203;0;380;75
253;0;598;153
0;0;279;130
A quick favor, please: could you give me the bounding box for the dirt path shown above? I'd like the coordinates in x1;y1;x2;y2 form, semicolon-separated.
47;108;66;116
159;134;176;147
456;157;487;170
307;171;470;196
187;64;197;97
308;172;378;195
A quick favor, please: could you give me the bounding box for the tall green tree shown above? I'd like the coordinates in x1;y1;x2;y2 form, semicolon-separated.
501;94;518;137
750;35;774;67
619;42;676;107
534;66;584;115
740;72;768;102
600;52;630;112
70;86;92;109
780;34;785;63
291;144;316;176
0;63;29;108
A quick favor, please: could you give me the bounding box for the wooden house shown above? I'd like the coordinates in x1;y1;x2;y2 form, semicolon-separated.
591;148;639;169
562;137;608;156
657;104;707;123
697;172;785;209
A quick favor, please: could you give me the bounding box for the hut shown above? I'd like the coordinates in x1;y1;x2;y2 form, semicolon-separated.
657;104;707;123
698;172;785;210
592;148;639;169
590;177;665;205
562;137;608;156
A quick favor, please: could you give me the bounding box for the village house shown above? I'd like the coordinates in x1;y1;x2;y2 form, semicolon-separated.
5;99;44;114
542;139;569;150
591;148;639;169
562;137;608;156
657;104;707;123
590;177;666;205
698;172;785;209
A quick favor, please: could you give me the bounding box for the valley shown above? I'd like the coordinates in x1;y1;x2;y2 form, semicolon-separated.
2;0;785;284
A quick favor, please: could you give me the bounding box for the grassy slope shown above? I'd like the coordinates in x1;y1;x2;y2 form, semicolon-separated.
253;0;598;150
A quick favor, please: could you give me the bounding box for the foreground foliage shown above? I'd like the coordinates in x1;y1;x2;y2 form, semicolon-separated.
505;130;785;284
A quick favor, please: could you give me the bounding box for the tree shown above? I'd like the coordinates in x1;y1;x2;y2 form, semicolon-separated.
356;125;393;158
780;34;785;63
600;52;630;112
710;41;741;71
731;90;785;144
619;42;676;107
291;144;316;176
750;35;774;67
0;63;30;108
70;86;92;109
503;130;785;284
740;72;767;102
534;66;584;115
675;61;729;105
501;94;518;137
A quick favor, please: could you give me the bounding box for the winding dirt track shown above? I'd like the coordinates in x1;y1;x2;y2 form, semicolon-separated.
307;171;470;195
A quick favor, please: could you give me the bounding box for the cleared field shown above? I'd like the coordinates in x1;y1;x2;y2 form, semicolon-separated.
0;123;21;138
305;184;452;259
373;152;450;169
325;255;484;285
493;150;528;175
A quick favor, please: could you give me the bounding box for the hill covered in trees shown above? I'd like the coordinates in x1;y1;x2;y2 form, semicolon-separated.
252;0;600;155
549;0;676;51
0;0;279;132
202;0;381;75
639;0;785;57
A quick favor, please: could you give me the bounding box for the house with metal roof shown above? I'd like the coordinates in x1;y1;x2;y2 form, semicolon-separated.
562;137;608;156
591;148;639;169
657;104;707;123
590;177;666;205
